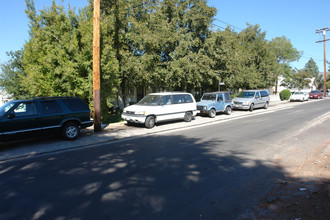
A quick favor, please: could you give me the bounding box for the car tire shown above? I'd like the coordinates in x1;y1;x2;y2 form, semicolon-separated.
184;111;193;122
145;116;155;129
224;106;232;115
249;103;254;112
208;109;216;118
264;102;269;109
62;122;80;140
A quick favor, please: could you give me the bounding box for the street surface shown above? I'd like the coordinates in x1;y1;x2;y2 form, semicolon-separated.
0;99;329;219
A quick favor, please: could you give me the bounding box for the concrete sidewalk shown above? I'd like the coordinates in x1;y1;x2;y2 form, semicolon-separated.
0;98;324;162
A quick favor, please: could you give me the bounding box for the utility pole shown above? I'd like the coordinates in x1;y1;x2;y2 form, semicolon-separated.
93;0;101;132
316;27;330;97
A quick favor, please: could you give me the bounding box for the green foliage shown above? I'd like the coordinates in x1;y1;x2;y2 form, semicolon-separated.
305;58;319;78
270;36;301;64
326;81;330;89
281;69;311;89
279;89;291;101
1;0;304;122
0;51;29;99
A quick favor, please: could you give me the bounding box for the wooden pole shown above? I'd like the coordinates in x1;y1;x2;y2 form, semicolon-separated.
93;0;101;132
323;31;327;97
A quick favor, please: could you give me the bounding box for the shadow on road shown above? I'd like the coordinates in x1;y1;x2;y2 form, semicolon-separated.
0;134;327;219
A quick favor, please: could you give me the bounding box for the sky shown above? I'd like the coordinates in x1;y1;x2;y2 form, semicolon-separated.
0;0;329;72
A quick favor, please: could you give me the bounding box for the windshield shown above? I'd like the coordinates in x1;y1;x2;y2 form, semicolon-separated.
137;95;162;106
236;92;255;98
310;90;318;93
294;92;304;95
0;102;15;117
201;94;216;101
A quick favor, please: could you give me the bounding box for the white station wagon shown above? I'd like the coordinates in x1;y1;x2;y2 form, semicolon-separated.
122;92;198;128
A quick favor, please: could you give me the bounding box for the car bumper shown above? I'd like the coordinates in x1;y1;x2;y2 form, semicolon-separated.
290;98;303;101
232;104;250;110
81;120;94;128
122;113;146;124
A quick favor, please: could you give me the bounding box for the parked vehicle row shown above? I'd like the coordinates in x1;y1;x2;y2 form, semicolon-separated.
122;90;270;128
1;88;320;142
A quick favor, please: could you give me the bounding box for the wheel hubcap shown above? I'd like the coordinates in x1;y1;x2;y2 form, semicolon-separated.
66;126;77;138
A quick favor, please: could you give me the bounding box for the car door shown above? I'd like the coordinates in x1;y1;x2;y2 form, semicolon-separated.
0;101;41;139
216;93;225;111
38;100;66;132
155;95;175;122
254;91;263;108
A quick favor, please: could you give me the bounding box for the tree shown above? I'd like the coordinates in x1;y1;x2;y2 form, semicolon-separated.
0;51;28;99
305;58;319;78
304;58;321;89
269;36;301;93
158;0;217;91
281;69;311;89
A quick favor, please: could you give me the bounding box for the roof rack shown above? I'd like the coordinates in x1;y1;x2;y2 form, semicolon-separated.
33;96;75;100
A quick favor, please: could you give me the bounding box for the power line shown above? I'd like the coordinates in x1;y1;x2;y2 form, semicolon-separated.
212;23;226;30
214;18;243;31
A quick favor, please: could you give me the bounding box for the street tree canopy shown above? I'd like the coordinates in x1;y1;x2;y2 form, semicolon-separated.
0;0;303;120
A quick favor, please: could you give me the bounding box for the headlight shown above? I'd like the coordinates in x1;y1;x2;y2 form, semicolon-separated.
244;101;250;105
135;111;145;115
203;106;207;110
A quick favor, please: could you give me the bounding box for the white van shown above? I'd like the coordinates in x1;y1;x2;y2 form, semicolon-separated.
121;92;198;128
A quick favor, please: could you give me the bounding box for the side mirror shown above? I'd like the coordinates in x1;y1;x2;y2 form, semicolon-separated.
8;112;15;119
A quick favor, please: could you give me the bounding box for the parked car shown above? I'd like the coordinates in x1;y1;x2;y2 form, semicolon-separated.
232;90;270;111
290;91;309;102
309;90;323;99
121;92;198;128
196;92;232;118
0;97;93;141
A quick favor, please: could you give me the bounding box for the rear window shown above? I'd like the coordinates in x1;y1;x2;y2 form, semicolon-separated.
172;94;193;104
62;98;89;112
260;91;269;97
41;101;63;114
224;93;231;102
184;94;193;103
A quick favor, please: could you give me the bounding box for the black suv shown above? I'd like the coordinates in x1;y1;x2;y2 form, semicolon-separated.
0;97;93;141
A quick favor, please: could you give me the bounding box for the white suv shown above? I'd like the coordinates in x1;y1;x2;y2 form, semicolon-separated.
122;92;198;128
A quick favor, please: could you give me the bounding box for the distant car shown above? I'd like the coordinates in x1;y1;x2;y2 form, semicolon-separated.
0;97;93;141
290;91;309;102
232;90;270;111
196;92;232;118
309;90;323;99
121;92;198;128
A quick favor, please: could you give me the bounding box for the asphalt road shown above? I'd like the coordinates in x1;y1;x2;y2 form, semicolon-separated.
0;99;329;220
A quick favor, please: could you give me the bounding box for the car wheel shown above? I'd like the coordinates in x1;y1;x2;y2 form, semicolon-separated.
184;112;193;122
224;106;232;115
62;122;80;140
249;103;254;112
264;102;269;109
208;109;216;118
145;116;155;129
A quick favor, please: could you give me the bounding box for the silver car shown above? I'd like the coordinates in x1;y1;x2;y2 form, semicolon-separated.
232;90;270;111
